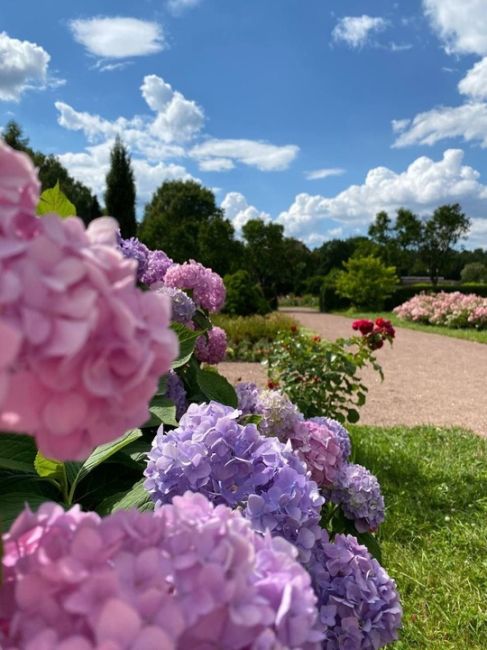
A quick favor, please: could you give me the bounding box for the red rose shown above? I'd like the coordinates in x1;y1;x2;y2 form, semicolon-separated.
312;335;321;343
267;380;279;389
352;319;374;336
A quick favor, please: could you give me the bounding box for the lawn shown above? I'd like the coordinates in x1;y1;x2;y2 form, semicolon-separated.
351;425;487;649
335;309;487;345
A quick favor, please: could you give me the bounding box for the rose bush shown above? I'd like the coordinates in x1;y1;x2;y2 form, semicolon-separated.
0;142;402;649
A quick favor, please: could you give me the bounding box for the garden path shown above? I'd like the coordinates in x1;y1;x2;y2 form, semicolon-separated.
219;309;487;436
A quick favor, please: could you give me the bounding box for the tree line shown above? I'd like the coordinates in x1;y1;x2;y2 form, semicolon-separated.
4;121;487;301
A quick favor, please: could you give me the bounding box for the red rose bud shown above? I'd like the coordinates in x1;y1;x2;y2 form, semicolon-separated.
290;325;298;333
267;380;279;389
312;336;321;343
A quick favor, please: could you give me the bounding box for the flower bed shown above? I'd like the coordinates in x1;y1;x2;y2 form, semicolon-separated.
0;142;402;648
394;291;487;329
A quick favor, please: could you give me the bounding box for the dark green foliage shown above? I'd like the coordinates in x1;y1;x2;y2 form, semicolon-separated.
300;275;327;296
140;180;225;262
89;195;103;221
105;137;137;238
198;217;244;276
223;270;270;316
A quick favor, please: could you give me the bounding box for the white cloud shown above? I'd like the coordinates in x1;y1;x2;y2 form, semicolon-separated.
221;192;270;232
393;102;487;148
332;16;388;49
305;168;346;181
0;32;51;101
468;218;487;247
58;141;193;205
167;0;202;16
69;17;166;59
198;158;235;172
423;0;487;56
190;138;299;171
278;150;487;241
458;57;487;100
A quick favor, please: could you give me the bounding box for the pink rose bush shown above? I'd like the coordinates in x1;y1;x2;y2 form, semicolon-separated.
0;142;178;460
394;291;487;329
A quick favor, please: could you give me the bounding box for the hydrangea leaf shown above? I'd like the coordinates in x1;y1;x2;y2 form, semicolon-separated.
356;532;383;563
197;368;238;408
171;323;202;368
37;182;76;218
144;395;178;428
0;434;37;473
97;479;154;515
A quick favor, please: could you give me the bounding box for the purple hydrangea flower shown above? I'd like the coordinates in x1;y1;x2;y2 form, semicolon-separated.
141;249;173;285
255;389;305;442
307;532;402;649
118;235;149;281
144;401;324;561
330;463;385;533
165;370;187;420
153;285;196;324
310;416;352;461
195;326;227;364
236;381;260;414
1;495;322;649
164;261;226;312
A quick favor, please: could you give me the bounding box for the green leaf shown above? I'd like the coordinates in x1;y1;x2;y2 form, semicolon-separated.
197;368;238;407
34;453;64;481
0;434;37;473
347;409;360;424
171;323;202;368
356;532;383;563
0;474;63;531
238;414;263;427
97;479;154;515
192;309;212;332
37;182;76;218
69;429;143;500
143;395;178;428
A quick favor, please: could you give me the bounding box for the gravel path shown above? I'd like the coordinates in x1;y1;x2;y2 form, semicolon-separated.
219;309;487;436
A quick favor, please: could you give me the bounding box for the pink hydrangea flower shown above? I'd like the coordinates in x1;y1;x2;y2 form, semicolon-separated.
1;494;321;649
0;143;178;460
195;326;227;364
291;420;344;487
164;261;226;312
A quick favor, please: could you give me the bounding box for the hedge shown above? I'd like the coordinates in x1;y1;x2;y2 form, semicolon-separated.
319;282;487;312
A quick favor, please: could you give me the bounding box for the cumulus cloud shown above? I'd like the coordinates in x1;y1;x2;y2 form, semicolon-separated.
423;0;487;56
69;17;166;59
58;141;193;205
278;150;487;241
0;32;51;101
332;15;388;49
221;192;270;232
393;102;487;148
167;0;202;16
458;57;487;100
198;158;235;172
190;138;299;171
305;168;346;181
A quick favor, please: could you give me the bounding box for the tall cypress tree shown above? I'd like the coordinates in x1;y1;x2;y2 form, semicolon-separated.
105;136;137;238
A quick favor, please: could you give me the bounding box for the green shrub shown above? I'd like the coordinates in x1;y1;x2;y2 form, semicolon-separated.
267;328;386;422
278;294;319;308
223;270;270;316
300;275;327;296
461;262;487;283
336;256;398;309
214;312;298;361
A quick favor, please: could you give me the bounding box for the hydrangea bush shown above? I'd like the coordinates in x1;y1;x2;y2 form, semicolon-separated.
394;291;487;330
0;141;402;648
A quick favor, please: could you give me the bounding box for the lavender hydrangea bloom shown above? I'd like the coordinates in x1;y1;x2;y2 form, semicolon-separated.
118;235;149;281
144;401;324;560
330;463;385;533
1;495;322;649
153;285;196;324
236;381;260;414
310;416;352;461
195;326;227;364
255;389;305;441
164;260;226;312
165;370;187;420
308;532;402;649
141;249;173;285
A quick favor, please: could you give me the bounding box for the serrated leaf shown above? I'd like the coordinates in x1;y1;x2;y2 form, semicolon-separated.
69;429;143;499
97;479;154;515
143;396;178;428
37;182;76;218
0;434;37;473
171;323;202;369
197;368;238;407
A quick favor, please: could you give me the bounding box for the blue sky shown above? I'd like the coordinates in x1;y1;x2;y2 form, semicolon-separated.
1;0;487;247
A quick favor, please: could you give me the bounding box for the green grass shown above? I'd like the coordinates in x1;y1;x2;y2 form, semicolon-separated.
350;425;487;649
335;309;487;344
